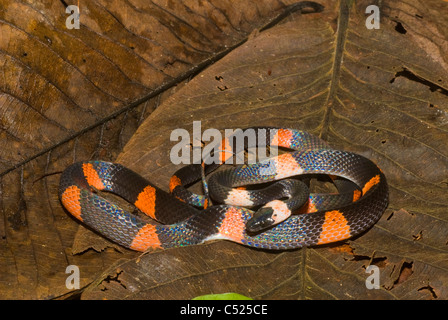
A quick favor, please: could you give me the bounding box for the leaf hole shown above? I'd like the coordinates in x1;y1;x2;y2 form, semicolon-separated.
418;285;438;299
389;68;448;95
393;261;414;287
394;21;407;34
100;270;127;291
360;256;388;268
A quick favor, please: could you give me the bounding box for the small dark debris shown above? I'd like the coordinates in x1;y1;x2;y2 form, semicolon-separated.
412;230;423;241
394;21;407;34
44;36;52;45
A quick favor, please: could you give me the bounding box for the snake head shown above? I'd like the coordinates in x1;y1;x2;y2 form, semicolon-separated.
246;200;291;233
246;207;275;233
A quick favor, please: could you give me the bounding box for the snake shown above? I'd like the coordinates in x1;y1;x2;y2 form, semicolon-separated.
59;128;388;251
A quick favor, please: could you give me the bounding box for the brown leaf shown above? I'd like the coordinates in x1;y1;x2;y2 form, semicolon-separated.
0;0;297;299
86;0;448;300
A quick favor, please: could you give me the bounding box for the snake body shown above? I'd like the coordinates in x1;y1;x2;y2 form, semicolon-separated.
59;128;388;251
